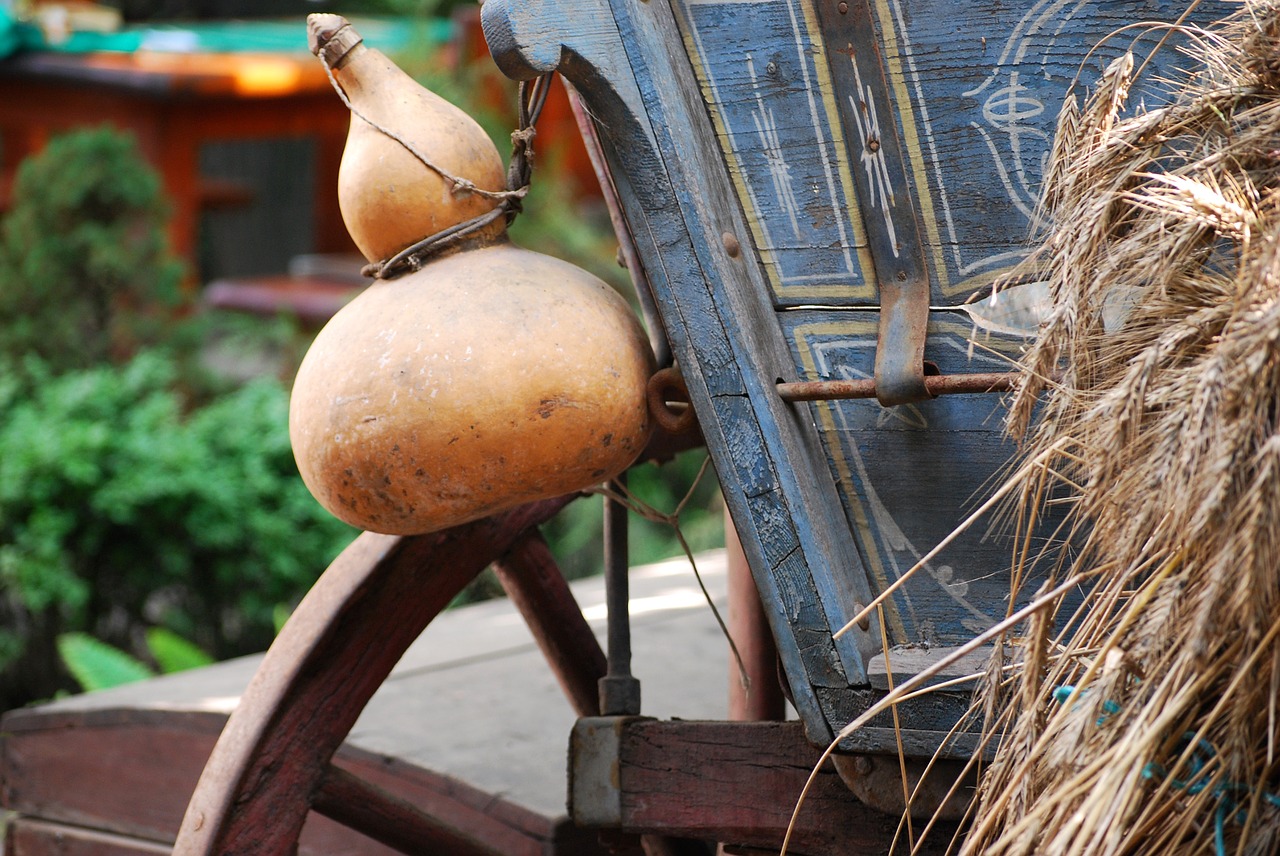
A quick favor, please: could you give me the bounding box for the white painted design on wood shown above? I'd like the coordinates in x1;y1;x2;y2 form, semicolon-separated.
845;49;900;257
885;0;963;274
781;0;859;278
963;0;1090;231
808;337;995;639
746;53;803;240
679;0;860;289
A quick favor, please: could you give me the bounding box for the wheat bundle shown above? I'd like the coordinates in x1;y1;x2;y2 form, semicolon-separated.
960;3;1280;854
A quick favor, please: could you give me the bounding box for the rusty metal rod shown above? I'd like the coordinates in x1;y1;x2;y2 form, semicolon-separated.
777;371;1020;402
599;473;641;717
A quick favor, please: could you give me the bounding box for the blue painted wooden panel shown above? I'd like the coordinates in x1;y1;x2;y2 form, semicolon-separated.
872;0;1232;301
782;310;1052;645
673;0;1231;305
672;0;875;304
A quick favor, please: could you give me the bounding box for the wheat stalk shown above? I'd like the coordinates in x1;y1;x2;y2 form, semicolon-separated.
958;4;1280;853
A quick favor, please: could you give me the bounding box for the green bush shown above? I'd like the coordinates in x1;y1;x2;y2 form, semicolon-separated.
0;353;357;708
0;128;185;372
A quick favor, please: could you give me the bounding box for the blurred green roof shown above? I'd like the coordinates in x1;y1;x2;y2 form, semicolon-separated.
0;13;449;59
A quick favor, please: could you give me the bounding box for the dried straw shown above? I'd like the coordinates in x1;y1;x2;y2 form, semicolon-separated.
961;3;1280;854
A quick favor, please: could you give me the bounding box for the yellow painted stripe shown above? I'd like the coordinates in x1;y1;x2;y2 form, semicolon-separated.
672;0;875;303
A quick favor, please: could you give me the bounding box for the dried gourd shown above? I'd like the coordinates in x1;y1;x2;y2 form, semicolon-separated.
290;15;654;535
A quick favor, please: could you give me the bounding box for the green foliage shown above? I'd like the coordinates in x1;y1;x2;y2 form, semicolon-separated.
543;451;725;582
0;352;357;707
57;633;154;693
272;602;293;635
146;627;215;675
57;627;215;694
0;127;185;372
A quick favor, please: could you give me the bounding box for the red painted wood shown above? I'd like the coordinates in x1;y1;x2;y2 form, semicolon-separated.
1;705;580;855
1;709;222;845
492;531;607;717
326;746;567;856
314;765;493;856
173;496;572;855
725;510;786;722
612;720;956;855
7;818;173;856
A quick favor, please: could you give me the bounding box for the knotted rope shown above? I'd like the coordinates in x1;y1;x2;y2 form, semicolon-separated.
318;37;553;280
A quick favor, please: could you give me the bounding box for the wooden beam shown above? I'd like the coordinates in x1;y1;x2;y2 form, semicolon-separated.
570;719;960;855
725;510;785;722
7;818;172;856
314;764;493;856
1;706;576;855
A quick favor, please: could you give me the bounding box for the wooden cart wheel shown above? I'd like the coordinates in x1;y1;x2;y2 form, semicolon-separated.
171;493;618;855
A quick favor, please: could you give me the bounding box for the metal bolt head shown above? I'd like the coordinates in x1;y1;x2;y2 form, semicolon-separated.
722;232;742;258
838;1;849;12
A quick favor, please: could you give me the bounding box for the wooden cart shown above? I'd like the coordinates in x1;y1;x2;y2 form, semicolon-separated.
14;2;1230;854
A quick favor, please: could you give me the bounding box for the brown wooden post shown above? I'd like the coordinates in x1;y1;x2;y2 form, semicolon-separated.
726;508;786;721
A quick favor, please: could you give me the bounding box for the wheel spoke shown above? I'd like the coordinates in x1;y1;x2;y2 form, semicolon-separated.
174;496;572;855
313;764;492;856
492;531;607;717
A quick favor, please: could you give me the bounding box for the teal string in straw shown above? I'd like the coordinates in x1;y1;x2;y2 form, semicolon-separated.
1141;733;1280;856
1051;684;1122;726
1051;688;1280;854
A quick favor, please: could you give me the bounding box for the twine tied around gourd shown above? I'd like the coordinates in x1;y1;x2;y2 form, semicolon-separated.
314;17;552;280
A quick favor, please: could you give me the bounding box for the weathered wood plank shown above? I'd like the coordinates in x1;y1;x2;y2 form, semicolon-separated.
0;707;569;856
573;719;959;855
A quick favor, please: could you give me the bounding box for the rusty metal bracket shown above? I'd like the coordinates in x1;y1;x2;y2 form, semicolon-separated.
817;0;931;406
646;366;698;435
778;371;1019;402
